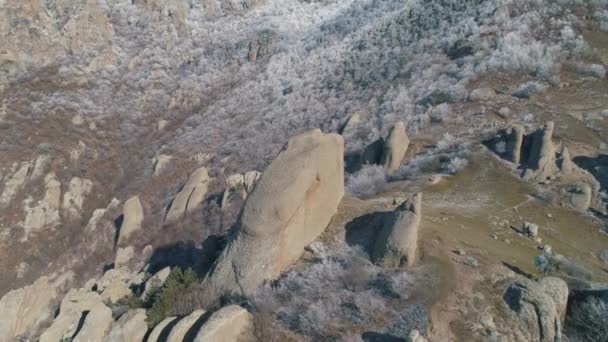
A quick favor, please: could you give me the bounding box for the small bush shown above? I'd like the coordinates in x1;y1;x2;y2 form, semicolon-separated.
569;297;608;342
533;254;559;275
145;267;200;326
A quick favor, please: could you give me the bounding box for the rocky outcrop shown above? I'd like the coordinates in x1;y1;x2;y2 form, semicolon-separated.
524;122;557;181
381;121;410;174
194;305;253;342
115;246;135;269
373;193;422;268
201;129;344;301
22;173;61;238
40;288;113;342
166;309;206;342
501;277;568;342
62;177;93;219
148;316;178;342
505;124;525;164
340;112;362;135
165;167;209;223
0;272;73;342
1;161;30;205
107;309;148;342
244;171;262;193
118;196;144;245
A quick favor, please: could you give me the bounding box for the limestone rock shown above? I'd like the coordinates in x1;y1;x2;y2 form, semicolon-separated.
524;122;557;181
153;154;173;176
118;196;144;245
373;193;422;268
381;121;409;174
63;177;93;219
194;305;253;342
566;183;592;211
1;161;30;205
0;272;73;341
166;309;206;342
501;277;568;342
147;316;178;342
506;125;525;164
22;173;61;237
107;309;148;342
40;288;113;342
201;129;344;301
141;267;171;300
165;167;209;223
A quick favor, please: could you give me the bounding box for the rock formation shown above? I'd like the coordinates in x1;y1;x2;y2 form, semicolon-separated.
523;222;539;238
0;272;73;342
1;161;30;205
40;288;113;342
165;166;209;223
505;124;525;164
107;309;148;342
523;122;558;181
340;112;362;135
118;196;144;245
153;154;173;176
194;305;253;342
148;316;178;342
373;193;422;268
22;173;61;238
221;171;262;208
166;309;206;342
201;129;344;301
565;182;592;211
381;121;410;174
115;246;135;269
62;177;93;219
501;277;568;342
141;267;171;299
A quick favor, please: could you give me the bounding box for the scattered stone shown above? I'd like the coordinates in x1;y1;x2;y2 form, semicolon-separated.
463;256;479;268
504;239;510;244
501;277;568;342
491;234;498;240
381;121;410;174
373;193;422;268
0;272;73;342
166;309;206;342
72;114;85;126
497;107;511;118
153;154;173;176
201;129;344;301
165;166;209;223
107;309;147;342
193;305;253;342
523;222;539;238
147;316;178;342
547;213;552;218
39;288;113;342
158;119;169;131
542;245;553;254
469;88;496;101
535;237;543;244
115;246;135;269
408;329;428;342
455;249;466;256
118;195;144;245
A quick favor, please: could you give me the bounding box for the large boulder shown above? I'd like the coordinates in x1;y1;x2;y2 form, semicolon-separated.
501;276;568;342
201;129;344;301
147;316;178;342
373;193;422;267
118;196;144;245
381;121;409;174
505;124;525;164
0;272;73;341
194;305;253;342
165;166;209;223
166;309;206;342
107;309;148;342
141;266;171;300
40;288;113;342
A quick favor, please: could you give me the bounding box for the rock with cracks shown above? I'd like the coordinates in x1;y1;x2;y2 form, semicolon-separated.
201;129;344;303
373;193;422;268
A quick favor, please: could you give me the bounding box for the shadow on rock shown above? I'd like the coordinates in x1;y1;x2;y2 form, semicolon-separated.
345;211;392;257
147;236;225;278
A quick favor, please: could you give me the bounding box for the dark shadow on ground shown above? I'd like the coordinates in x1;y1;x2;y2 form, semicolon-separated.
344;211;392;257
147;235;225;278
